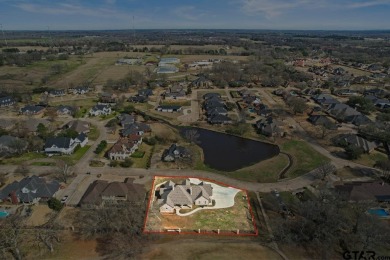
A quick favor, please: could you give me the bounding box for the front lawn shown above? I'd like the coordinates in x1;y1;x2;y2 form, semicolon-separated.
132;144;153;168
352;150;387;167
0;152;46;165
88;125;100;141
57;145;91;165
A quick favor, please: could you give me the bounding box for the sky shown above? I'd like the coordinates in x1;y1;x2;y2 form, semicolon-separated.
0;0;390;30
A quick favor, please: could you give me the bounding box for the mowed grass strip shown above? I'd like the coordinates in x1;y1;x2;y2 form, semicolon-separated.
281;140;330;178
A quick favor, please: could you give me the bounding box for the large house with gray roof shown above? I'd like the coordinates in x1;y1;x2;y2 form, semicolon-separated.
158;179;213;213
0;176;60;204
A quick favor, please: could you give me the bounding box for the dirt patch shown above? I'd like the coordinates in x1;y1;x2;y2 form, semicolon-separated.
25;204;54;226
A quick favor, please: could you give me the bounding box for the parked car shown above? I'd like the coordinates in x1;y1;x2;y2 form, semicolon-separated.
61;195;69;204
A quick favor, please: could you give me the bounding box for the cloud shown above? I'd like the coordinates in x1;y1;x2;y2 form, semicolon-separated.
15;2;118;17
240;0;316;17
240;0;390;17
347;0;390;8
173;6;206;21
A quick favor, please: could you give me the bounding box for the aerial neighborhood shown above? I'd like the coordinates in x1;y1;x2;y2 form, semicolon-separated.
0;28;389;259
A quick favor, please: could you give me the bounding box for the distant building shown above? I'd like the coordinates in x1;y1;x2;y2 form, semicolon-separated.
108;136;142;160
162;143;191;162
89;104;112;116
44;133;88;155
48;89;66;97
335;181;390;202
156;105;182;113
0;96;16;107
20;105;45;115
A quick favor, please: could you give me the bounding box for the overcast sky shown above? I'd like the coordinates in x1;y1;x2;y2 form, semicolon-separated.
1;0;390;30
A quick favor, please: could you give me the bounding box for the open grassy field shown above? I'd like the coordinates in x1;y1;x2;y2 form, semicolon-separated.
280;140;330;178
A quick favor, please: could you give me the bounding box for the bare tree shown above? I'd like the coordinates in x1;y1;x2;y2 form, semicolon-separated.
55;160;73;184
0;217;24;260
35;224;61;253
317;162;337;180
75;202;150;259
14;162;29;177
184;129;200;144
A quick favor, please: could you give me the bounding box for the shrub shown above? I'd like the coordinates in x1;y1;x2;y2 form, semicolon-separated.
94;140;107;154
109;160;119;167
120;158;133;168
345;145;364;160
47;198;63;211
143;137;157;145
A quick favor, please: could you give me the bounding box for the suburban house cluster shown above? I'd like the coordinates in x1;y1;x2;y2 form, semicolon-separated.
107;113;151;160
203;93;232;124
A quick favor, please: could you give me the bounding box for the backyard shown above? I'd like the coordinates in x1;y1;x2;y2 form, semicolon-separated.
144;177;256;234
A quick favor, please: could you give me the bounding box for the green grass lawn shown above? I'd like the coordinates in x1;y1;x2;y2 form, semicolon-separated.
132;144;153;168
88;125;100;141
352;150;387;167
0;153;47;165
281;140;330;178
160;100;191;107
30;161;56;166
57;145;91;165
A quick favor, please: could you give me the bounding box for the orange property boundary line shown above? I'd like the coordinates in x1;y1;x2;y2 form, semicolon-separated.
143;175;259;237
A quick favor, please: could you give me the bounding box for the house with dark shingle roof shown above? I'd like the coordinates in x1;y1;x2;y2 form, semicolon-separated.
49;89;66;97
335;181;390;202
117;113;135;128
44;134;87;155
65;120;90;134
20;105;45;115
308;115;337;130
162;143;191;162
203;92;221;100
158;179;213;213
207;114;233;125
56;105;76;116
120;122;151;137
191;76;213;88
79;178;145;208
156;105;182;113
0;176;60;204
138;88;153;97
313;94;340;106
255;117;283;137
89;104;112;116
0;96;16;107
333;134;378;153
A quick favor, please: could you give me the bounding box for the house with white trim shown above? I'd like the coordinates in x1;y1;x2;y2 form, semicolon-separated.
89;104;112;116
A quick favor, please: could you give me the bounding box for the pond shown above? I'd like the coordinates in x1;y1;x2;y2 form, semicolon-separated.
181;127;280;171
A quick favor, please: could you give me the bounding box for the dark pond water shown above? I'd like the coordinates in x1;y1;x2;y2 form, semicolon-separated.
180;127;280;172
